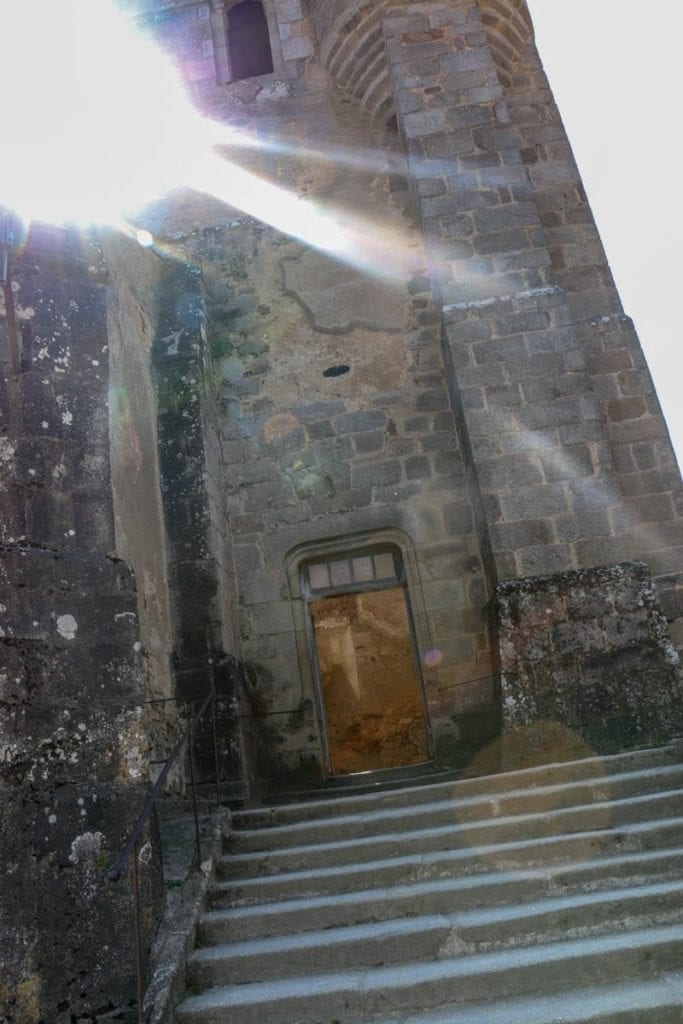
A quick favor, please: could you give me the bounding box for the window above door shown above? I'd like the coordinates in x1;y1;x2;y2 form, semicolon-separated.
303;546;403;598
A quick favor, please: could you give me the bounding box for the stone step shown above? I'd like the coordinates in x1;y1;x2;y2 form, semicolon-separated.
216;827;683;903
190;878;683;986
222;789;683;876
226;764;683;853
232;743;683;831
261;763;462;807
190;916;446;987
360;971;683;1024
174;923;683;1024
203;846;683;942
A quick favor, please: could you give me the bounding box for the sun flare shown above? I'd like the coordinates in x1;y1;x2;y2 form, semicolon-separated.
0;0;218;225
0;1;458;287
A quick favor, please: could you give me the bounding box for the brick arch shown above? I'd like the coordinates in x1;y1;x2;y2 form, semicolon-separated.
319;2;397;127
478;0;534;86
307;0;534;126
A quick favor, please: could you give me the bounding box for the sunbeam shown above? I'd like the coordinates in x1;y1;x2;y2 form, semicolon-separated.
0;0;496;292
0;0;212;225
189;150;424;281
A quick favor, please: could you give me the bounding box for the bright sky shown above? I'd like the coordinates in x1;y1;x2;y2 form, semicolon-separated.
1;0;679;469
526;0;682;468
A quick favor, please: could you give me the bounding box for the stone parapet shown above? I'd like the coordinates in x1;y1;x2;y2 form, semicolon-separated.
496;562;683;758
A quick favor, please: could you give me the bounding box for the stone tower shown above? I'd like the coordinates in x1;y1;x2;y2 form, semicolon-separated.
127;0;683;783
2;1;683;1020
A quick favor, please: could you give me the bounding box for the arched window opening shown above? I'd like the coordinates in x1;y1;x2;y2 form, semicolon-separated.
227;0;274;81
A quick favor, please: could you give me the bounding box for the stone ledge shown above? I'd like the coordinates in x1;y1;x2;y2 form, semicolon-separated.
496;561;683;755
145;807;231;1024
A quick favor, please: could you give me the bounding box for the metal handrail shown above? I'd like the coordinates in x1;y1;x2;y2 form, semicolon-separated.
107;691;214;883
1;209;21;373
107;687;224;1024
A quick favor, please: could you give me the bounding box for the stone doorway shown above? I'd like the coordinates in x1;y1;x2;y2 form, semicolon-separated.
304;549;430;775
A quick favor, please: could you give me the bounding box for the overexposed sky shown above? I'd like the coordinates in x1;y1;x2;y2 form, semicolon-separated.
526;1;682;467
1;0;678;472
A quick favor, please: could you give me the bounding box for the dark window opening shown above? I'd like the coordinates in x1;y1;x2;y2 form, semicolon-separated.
227;1;274;82
323;365;350;379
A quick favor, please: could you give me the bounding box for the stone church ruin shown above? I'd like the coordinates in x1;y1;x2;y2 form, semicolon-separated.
2;1;683;1021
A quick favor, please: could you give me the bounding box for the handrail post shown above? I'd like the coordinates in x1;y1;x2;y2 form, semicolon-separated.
0;211;20;374
211;686;221;809
106;690;215;1016
188;703;202;869
132;839;145;1024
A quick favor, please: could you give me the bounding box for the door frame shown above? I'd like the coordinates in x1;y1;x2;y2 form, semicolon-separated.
300;542;433;777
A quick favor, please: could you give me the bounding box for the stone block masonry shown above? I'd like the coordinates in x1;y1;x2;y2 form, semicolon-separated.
0;546;162;1024
131;0;683;790
151;257;256;792
5;1;683;1019
376;0;683;763
185;192;497;788
497;562;683;758
0;226;113;553
0;225;167;1023
382;0;683;591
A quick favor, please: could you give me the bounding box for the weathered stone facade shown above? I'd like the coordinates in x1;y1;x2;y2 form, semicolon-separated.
0;229;164;1022
497;562;683;760
2;0;683;1019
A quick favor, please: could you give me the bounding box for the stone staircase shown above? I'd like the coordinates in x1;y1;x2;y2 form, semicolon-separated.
175;742;683;1023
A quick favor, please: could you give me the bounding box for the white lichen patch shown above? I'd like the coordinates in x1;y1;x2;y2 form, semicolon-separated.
0;285;34;321
138;841;153;865
56;614;78;640
69;831;105;865
438;930;475;957
257;80;290;102
61;410;74;426
0;438;16;466
122;743;144;779
119;712;147;782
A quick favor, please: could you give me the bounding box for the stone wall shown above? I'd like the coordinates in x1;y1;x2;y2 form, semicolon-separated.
103;232;178;770
0;226;112;552
0;548;162;1024
152;256;255;793
0;227;162;1023
497;562;683;762
380;0;683;586
124;0;316;86
658;572;683;662
141;62;501;787
124;0;683;789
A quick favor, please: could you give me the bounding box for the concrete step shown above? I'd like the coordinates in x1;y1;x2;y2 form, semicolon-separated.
226;764;683;854
190;916;447;987
174;923;683;1024
176;745;683;1024
222;789;683;876
260;763;462;807
232;743;683;831
359;971;683;1024
191;877;683;986
203;847;683;942
217;817;683;899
